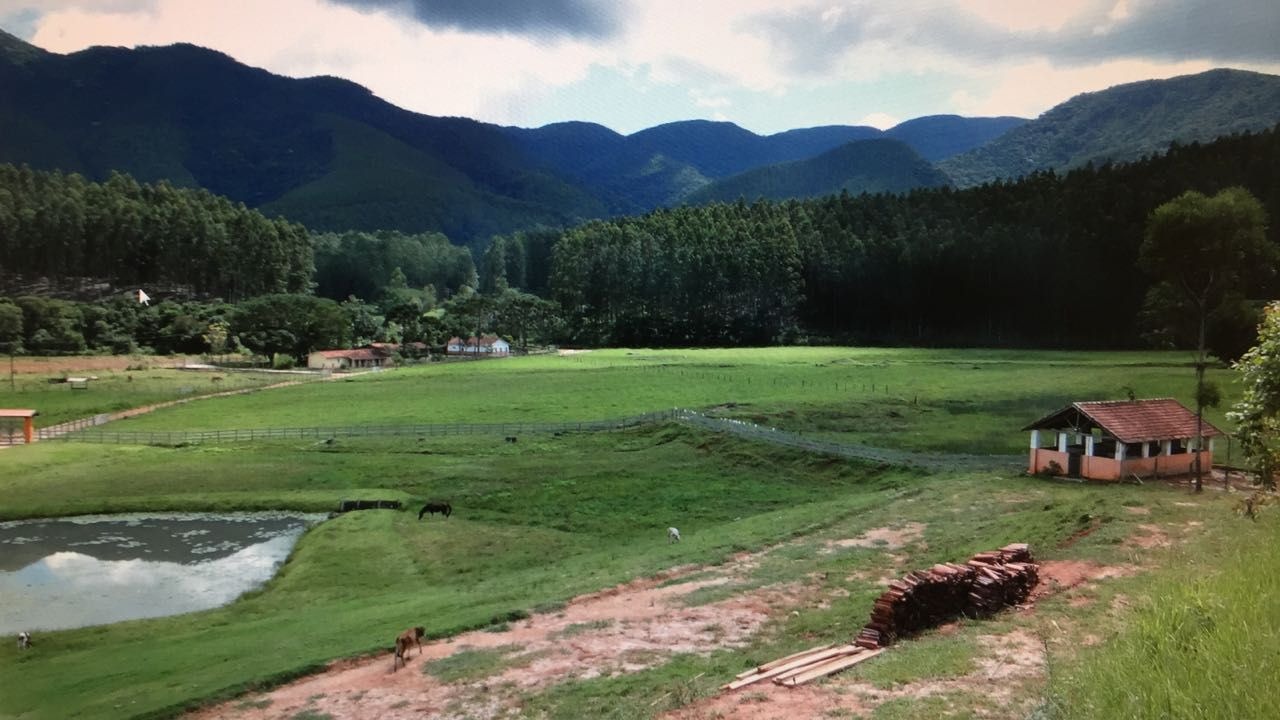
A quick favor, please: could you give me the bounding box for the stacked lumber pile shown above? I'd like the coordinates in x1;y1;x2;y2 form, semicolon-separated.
856;543;1038;650
723;644;886;690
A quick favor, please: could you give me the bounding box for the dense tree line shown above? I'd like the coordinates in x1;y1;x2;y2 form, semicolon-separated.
544;126;1280;349
0;164;313;300
550;204;802;345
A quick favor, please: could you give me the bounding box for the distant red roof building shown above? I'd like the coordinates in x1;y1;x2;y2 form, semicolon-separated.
307;348;392;370
1023;399;1221;482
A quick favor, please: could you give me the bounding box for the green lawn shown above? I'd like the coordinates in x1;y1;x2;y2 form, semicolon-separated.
0;347;1270;720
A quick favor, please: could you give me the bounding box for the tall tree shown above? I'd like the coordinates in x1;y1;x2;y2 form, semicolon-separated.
1138;187;1275;491
232;294;350;364
1229;301;1280;490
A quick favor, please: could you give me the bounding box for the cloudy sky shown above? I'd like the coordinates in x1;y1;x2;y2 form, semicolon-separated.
3;0;1278;134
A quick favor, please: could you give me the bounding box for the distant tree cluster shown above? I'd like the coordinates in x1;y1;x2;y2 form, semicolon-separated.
0;164;314;300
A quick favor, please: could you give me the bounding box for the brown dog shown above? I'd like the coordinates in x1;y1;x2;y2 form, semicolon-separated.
392;626;425;672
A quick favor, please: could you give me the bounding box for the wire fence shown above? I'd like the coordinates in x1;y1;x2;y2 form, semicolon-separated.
674;410;1024;472
52;409;683;446
47;407;1022;471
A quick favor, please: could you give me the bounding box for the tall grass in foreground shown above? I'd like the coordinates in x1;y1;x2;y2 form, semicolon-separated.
1049;512;1280;720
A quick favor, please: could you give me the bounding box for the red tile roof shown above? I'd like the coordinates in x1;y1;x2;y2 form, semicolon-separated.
316;349;383;361
1024;398;1223;443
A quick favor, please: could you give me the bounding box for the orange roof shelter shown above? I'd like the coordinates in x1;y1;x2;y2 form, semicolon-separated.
0;409;38;444
1023;399;1222;482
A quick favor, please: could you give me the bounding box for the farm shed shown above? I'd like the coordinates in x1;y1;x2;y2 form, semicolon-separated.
0;408;37;444
446;335;510;356
306;348;393;370
1023;398;1222;481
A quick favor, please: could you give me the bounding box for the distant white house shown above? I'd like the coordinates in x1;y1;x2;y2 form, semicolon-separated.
446;335;511;356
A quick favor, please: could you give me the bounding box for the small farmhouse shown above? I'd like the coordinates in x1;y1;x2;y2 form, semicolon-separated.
0;408;37;445
446;335;511;356
307;348;392;370
1023;398;1222;482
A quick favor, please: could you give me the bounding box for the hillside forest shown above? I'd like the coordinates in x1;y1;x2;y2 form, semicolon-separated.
1;125;1278;361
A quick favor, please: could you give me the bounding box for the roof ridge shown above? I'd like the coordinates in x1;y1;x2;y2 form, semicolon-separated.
1075;397;1177;406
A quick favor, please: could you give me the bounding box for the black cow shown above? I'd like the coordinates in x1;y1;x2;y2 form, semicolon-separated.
418;502;452;520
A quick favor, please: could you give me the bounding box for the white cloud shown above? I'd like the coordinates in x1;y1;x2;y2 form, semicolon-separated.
859;112;898;130
29;0;605;125
17;0;1280;130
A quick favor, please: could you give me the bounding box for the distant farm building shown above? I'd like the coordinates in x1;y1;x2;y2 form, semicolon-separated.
446;335;510;356
1024;398;1222;482
307;347;392;371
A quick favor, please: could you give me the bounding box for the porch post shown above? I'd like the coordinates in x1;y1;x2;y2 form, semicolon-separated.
1085;435;1095;456
1029;429;1040;449
1114;441;1126;461
23;416;33;444
1058;432;1068;452
1162;440;1172;455
1142;442;1151;458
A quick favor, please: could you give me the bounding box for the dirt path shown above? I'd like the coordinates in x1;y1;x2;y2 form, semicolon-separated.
188;552;801;720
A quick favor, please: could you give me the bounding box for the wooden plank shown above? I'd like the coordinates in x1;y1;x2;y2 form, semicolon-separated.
776;648;886;686
772;648;865;681
724;646;859;690
732;643;834;680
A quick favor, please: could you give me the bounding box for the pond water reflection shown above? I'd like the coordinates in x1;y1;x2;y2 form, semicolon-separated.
0;512;324;634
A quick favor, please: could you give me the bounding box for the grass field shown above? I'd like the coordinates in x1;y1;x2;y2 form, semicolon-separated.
105;348;1239;457
0;366;300;428
0;347;1273;720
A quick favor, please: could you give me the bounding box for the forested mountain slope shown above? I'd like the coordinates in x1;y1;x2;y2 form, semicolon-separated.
686;139;949;204
941;69;1280;186
0;31;602;247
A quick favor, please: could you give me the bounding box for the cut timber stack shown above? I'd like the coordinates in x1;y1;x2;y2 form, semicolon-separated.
723;644;886;689
856;543;1038;650
723;543;1038;692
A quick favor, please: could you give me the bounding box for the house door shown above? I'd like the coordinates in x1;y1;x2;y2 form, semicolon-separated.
1067;452;1082;478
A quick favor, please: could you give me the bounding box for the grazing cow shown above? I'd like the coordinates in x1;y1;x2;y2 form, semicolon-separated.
418;502;453;520
392;626;425;671
668;527;681;543
17;632;31;650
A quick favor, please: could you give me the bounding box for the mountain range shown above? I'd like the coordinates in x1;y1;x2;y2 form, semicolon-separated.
3;28;1280;245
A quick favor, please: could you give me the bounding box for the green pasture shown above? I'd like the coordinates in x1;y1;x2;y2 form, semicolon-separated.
109;348;1238;457
0;347;1272;719
0;368;296;428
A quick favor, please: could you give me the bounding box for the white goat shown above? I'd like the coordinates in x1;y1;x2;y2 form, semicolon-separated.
667;527;681;543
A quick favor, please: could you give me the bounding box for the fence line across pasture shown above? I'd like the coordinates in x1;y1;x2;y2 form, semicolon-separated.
50;408;1022;471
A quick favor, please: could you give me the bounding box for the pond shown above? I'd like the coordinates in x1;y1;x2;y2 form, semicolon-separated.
0;512;325;634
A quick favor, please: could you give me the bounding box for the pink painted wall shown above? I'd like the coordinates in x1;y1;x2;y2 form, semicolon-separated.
1030;447;1212;482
